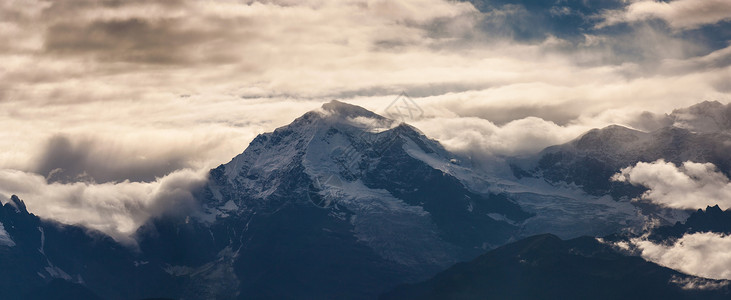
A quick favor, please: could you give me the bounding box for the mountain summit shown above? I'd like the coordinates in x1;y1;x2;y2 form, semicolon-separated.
321;99;387;120
133;100;531;299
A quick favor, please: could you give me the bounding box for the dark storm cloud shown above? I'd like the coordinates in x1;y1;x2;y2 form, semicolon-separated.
0;4;32;25
45;18;204;64
39;0;189;22
35;134;191;183
456;102;583;126
40;0;254;65
330;82;498;100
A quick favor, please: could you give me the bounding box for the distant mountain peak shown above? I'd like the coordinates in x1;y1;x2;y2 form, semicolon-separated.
6;195;28;214
669;100;731;133
570;124;649;153
674;100;724;114
703;204;724;214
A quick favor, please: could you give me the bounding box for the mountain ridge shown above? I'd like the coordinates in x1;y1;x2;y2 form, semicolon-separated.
381;233;731;300
134;100;534;298
2;100;730;299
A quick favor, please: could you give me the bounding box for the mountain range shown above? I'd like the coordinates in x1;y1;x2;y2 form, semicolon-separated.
1;100;730;299
514;101;731;197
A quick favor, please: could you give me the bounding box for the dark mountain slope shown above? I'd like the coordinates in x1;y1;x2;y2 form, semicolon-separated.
382;234;731;300
0;195;178;300
519;122;731;197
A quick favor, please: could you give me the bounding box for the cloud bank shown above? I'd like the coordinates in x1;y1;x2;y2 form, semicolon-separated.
411;116;588;159
634;232;731;280
612;160;731;210
0;168;207;245
0;0;730;238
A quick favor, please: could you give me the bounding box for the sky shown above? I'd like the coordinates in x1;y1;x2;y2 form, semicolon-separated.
0;0;730;241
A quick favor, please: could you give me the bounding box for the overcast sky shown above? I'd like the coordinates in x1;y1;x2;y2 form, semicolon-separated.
1;0;730;240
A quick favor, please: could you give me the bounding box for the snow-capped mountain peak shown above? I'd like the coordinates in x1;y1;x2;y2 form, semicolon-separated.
215;100;444;202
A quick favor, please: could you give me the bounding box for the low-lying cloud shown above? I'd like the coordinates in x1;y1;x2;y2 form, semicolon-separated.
634;232;731;280
0;168;207;245
35;134;190;183
411;115;588;160
612;160;731;210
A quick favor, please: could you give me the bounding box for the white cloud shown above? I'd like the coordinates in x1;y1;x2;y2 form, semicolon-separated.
634;232;731;280
600;0;731;30
0;96;323;173
612;160;731;210
411;116;588;160
0;168;207;245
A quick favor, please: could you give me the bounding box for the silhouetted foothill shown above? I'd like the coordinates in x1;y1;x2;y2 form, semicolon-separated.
382;234;731;300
